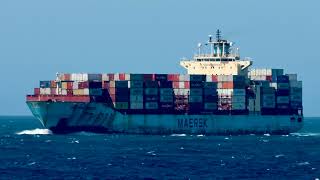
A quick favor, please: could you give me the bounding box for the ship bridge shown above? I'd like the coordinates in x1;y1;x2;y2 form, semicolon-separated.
180;30;252;75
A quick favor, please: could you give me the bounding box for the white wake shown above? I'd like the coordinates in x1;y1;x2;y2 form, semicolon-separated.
16;128;52;135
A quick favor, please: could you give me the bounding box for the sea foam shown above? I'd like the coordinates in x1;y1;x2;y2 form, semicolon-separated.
16;128;52;135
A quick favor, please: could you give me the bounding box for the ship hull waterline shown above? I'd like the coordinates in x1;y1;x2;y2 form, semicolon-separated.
27;101;303;135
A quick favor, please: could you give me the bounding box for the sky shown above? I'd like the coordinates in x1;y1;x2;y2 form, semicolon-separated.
0;0;319;116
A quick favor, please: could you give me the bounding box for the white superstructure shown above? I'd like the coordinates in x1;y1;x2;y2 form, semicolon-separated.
180;30;252;76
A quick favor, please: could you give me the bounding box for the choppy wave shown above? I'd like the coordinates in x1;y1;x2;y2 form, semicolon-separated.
171;134;187;137
290;133;320;137
16;129;52;135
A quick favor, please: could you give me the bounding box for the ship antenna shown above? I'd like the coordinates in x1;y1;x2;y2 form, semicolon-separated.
208;35;213;56
216;29;221;41
198;43;202;55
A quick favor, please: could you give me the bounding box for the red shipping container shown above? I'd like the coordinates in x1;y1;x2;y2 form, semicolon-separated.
212;75;218;82
173;81;180;89
184;81;190;89
266;76;272;82
143;74;154;81
34;88;40;95
119;73;126;81
168;74;179;81
108;74;114;81
67;82;73;90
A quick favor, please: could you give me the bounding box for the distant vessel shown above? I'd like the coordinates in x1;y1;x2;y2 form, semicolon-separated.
26;30;303;134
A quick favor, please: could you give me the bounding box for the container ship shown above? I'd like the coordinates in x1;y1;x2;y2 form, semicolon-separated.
26;30;303;134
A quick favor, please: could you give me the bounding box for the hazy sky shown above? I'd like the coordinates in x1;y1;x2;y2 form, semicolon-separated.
0;0;319;116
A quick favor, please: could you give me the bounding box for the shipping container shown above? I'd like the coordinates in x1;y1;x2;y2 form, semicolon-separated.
130;74;144;81
89;81;102;89
143;74;154;81
277;75;289;83
232;102;246;110
145;102;158;109
160;88;173;95
34;88;40;95
173;89;189;96
130;81;144;88
189;95;203;103
167;74;180;81
130;88;143;95
233;89;246;96
88;74;102;81
115;81;129;88
155;74;168;81
40;88;51;95
89;89;102;96
145;95;158;102
277;83;290;90
204;88;217;96
40;81;51;88
130;102;143;109
115;88;129;96
232;95;246;103
160;95;173;102
144;88;158;95
130;95;144;102
179;74;190;81
190;81;203;88
204;103;217;110
115;102;129;109
277;96;289;104
190;88;203;96
144;81;159;88
78;81;89;89
204;82;218;89
190;75;206;81
290;81;302;88
287;74;297;82
159;81;173;88
204;95;218;102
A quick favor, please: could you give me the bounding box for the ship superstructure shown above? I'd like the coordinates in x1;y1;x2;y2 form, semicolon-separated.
26;30;303;134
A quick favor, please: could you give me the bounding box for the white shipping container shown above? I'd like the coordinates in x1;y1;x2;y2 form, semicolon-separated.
179;74;190;81
40;88;51;95
217;89;233;96
179;81;185;89
174;89;189;95
277;96;289;104
130;102;143;109
102;74;109;81
125;74;130;80
61;89;67;95
206;75;213;82
72;82;79;90
83;88;90;95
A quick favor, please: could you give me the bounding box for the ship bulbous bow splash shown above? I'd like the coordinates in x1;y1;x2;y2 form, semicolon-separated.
26;30;303;135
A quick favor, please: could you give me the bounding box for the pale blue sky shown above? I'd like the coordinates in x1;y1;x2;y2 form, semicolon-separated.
0;0;319;116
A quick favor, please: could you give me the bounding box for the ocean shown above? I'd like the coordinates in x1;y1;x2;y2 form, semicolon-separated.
0;116;319;179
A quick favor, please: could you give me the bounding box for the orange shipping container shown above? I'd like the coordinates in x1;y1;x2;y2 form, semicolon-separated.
222;82;234;89
50;81;57;88
67;82;73;90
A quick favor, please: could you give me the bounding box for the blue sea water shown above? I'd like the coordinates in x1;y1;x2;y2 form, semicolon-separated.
0;116;319;179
